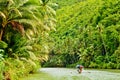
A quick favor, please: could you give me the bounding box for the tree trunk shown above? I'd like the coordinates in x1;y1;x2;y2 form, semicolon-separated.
98;26;107;55
0;29;4;40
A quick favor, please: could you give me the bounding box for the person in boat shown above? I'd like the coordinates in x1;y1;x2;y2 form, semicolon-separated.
76;64;84;73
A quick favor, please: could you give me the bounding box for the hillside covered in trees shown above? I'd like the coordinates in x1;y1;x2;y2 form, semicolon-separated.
43;0;120;69
0;0;120;80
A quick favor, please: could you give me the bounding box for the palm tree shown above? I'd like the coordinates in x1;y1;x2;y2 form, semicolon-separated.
0;0;42;57
0;0;56;40
0;0;56;79
0;0;56;57
0;0;25;40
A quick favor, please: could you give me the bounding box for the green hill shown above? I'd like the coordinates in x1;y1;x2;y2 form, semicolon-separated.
46;0;120;69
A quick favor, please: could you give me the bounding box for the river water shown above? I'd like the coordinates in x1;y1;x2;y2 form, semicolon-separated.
20;68;120;80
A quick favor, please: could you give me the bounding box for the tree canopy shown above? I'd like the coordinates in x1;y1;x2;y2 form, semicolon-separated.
0;0;56;79
43;0;120;69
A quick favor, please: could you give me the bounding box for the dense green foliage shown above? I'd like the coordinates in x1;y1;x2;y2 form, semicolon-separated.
0;0;56;80
43;0;120;69
51;0;83;9
0;0;120;79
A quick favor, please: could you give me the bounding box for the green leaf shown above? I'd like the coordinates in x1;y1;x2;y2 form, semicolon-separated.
0;41;8;49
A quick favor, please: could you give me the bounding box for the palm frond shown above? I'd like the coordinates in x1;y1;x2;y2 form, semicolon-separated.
16;19;44;34
8;8;22;18
9;21;25;35
0;0;7;10
0;41;8;49
46;5;56;16
0;11;6;19
7;0;15;7
0;11;7;26
27;59;37;67
25;0;40;5
10;0;28;8
27;51;38;60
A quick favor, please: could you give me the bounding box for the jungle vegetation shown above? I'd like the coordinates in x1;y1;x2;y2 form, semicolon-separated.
0;0;120;80
0;0;56;80
43;0;120;69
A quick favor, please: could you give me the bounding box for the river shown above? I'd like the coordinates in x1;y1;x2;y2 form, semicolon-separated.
20;68;120;80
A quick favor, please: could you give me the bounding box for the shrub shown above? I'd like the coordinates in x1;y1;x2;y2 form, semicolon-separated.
106;62;115;69
89;62;98;68
95;56;104;64
0;54;4;80
102;63;107;69
3;58;40;80
116;63;120;69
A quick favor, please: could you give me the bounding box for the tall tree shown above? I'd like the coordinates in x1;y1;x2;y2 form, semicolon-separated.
0;0;56;59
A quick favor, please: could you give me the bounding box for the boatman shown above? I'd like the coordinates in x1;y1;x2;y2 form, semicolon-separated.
76;65;84;73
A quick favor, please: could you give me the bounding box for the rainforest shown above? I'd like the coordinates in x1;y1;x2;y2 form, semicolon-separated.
0;0;120;80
